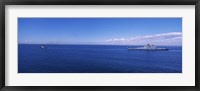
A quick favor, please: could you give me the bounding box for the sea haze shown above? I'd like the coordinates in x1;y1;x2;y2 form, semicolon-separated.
18;44;182;73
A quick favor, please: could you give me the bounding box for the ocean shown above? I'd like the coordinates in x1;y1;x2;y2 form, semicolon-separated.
18;44;182;73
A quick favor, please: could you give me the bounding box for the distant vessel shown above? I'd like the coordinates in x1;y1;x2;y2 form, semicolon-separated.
128;44;169;51
40;45;47;49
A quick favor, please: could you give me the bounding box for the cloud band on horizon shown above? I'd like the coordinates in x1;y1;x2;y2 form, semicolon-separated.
105;32;182;46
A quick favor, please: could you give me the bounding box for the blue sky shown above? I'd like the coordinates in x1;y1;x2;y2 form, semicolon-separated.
18;18;182;45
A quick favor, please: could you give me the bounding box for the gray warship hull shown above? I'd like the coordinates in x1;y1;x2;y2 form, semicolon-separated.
128;48;169;51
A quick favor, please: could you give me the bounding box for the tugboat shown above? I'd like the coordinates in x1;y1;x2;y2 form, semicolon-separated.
40;45;47;49
128;44;169;51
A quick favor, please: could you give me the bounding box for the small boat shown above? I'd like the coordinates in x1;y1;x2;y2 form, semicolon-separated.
40;45;47;49
128;44;169;51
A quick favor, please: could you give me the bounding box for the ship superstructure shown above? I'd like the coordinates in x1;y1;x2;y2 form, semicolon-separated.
128;44;169;51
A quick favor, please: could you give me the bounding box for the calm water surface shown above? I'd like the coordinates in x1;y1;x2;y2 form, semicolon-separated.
18;44;182;73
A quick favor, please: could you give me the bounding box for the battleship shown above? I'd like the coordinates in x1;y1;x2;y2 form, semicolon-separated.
128;44;169;51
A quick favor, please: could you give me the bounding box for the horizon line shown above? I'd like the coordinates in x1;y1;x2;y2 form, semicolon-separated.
18;43;182;46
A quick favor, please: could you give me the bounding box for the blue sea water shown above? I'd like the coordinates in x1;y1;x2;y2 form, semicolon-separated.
18;44;182;73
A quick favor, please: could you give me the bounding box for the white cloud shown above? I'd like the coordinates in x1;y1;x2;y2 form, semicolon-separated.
105;32;182;45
